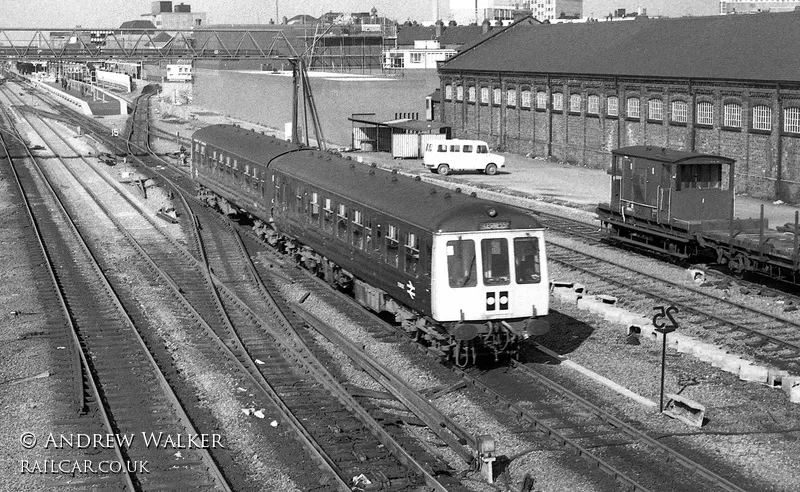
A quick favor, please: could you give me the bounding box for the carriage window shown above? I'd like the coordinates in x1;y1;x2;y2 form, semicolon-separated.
200;144;206;156
323;198;333;233
310;192;320;223
386;224;399;267
481;238;510;286
367;220;376;253
336;204;348;241
352;210;364;249
447;239;477;288
514;237;541;284
404;232;419;276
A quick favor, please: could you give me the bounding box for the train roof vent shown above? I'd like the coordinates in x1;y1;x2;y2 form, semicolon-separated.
414;176;421;181
371;162;377;168
470;192;477;197
391;169;397;174
455;187;461;193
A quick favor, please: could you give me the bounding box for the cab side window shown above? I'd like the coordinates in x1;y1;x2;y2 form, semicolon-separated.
447;239;477;288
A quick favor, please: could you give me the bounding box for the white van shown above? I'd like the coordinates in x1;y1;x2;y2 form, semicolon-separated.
423;139;506;175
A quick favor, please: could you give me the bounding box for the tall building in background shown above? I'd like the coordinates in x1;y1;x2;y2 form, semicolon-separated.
720;0;800;14
143;1;207;29
531;0;582;21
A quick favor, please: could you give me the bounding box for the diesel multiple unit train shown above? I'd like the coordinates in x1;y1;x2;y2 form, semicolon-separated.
598;146;800;283
191;124;550;366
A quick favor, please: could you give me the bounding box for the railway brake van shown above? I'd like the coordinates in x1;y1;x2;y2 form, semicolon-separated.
191;124;549;366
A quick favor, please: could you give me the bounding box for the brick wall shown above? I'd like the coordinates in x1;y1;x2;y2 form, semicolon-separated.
440;74;800;202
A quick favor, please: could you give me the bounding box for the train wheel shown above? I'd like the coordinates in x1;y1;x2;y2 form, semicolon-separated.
437;164;450;175
485;163;498;175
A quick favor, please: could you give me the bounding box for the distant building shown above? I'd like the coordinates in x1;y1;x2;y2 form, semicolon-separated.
437;11;800;202
720;0;800;14
531;0;582;21
143;1;207;29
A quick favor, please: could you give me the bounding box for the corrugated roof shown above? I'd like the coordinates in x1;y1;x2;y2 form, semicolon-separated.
440;11;800;83
613;145;736;165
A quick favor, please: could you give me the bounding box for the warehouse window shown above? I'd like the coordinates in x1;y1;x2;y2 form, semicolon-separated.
521;90;531;108
607;96;619;116
386;224;399;267
648;99;663;121
336;204;348;241
323;198;333;232
535;91;547;109
493;88;501;106
696;101;713;126
447;239;477;288
507;88;517;107
552;93;563;111
626;97;640;119
468;86;476;102
752;105;772;131
569;94;581;113
480;87;490;104
456;85;463;101
445;84;452;100
671;100;688;123
404;232;419;276
587;95;600;115
785;108;800;133
724;103;742;128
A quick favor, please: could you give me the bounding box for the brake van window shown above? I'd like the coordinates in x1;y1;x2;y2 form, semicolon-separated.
447;240;477;288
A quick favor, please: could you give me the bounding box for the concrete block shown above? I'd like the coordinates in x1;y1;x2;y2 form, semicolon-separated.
663;393;706;427
576;296;601;312
572;283;586;295
738;363;770;383
618;311;642;327
674;334;697;353
602;306;627;323
720;357;745;375
550;281;574;291
790;384;800;404
709;351;730;368
687;268;706;284
782;376;800;397
595;294;617;305
768;369;790;388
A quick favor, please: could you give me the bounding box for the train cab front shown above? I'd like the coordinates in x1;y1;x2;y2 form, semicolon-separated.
430;224;549;367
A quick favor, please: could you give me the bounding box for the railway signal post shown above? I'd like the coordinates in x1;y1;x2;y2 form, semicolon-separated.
652;305;679;412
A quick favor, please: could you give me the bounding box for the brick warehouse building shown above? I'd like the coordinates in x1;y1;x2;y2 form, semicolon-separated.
437;11;800;202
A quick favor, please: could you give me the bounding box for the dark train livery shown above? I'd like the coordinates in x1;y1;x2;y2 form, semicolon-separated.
598;146;800;282
191;124;550;366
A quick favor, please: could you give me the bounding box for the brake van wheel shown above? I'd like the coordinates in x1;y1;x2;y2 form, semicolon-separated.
437;164;450;175
485;163;498;175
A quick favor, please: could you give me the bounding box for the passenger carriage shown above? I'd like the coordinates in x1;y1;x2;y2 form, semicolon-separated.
191;124;549;365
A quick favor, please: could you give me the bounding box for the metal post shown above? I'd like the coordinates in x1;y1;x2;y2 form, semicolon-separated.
660;330;667;412
759;204;765;254
794;211;799;271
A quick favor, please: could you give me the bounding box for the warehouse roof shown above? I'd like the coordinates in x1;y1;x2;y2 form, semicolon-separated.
440;11;800;83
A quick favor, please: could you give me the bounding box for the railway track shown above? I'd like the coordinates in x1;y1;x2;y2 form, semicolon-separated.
545;239;800;374
11;76;791;490
0;94;229;490
5;82;469;490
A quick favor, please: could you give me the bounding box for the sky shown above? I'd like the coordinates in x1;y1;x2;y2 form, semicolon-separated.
1;0;719;28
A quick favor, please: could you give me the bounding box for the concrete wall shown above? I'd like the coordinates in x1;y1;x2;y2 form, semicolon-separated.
193;68;439;148
440;74;800;203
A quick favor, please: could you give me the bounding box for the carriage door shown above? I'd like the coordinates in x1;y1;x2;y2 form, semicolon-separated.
658;163;672;222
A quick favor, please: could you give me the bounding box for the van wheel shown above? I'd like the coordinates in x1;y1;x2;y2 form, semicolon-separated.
485;163;498;175
437;164;450;175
